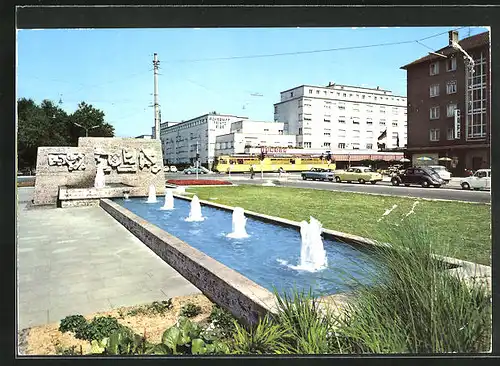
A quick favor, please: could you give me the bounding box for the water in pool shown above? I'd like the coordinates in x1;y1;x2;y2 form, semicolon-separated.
115;195;381;296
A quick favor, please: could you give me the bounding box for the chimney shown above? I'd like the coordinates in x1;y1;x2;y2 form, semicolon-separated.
449;30;459;45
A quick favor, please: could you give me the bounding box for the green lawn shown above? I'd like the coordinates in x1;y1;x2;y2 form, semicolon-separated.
187;186;491;266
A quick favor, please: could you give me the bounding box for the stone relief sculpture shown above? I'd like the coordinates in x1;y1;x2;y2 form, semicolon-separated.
47;153;86;171
117;148;138;173
107;152;122;167
139;148;161;174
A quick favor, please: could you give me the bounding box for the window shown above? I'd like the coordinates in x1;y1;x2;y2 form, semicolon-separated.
447;128;455;140
298;127;303;135
338;105;345;110
343;93;346;97
366;143;373;149
338;118;346;124
309;89;313;94
304;117;311;121
324;119;331;123
367;120;373;125
324;142;331;148
392;107;398;114
430;128;440;141
290;92;294;97
446;80;457;94
274;105;278;113
429;84;440;97
338;129;346;136
304;142;312;148
324;132;331;136
316;90;320;94
392;122;398;127
447;57;457;71
380;108;386;113
362;95;365;99
338;142;346;149
379;120;386;126
430;62;439;76
447;103;457;117
352;119;360;125
430;106;440;120
264;129;269;132
466;52;487;139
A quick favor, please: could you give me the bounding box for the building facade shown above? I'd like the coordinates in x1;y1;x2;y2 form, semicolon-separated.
401;30;490;173
273;83;407;151
159;113;247;168
215;121;296;156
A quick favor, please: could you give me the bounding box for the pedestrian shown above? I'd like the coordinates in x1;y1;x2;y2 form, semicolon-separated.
278;167;283;178
250;165;255;179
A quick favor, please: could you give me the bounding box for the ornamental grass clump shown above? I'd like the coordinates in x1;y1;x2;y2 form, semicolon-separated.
334;216;491;353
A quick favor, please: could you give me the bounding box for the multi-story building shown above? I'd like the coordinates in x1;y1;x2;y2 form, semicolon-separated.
401;30;490;172
160;112;247;168
273;83;407;151
215;120;296;156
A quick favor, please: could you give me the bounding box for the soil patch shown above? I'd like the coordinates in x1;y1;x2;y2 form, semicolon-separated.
20;294;214;355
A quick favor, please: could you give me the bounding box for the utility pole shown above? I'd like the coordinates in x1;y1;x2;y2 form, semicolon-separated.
153;53;160;139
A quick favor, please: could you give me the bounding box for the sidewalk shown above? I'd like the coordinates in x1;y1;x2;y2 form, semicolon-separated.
17;188;200;330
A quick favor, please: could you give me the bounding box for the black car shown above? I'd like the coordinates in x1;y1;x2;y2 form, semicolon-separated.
391;167;445;188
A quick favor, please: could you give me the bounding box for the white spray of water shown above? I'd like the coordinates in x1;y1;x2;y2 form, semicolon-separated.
377;204;398;222
94;166;106;189
185;195;204;222
160;189;174;210
278;216;328;272
146;185;157;203
226;207;249;239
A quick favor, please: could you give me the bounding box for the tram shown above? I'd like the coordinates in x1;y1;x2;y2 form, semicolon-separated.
214;154;336;173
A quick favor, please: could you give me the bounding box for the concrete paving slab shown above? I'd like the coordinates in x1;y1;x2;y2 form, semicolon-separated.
17;187;203;330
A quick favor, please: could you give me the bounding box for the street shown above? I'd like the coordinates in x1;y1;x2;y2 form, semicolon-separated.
165;172;491;204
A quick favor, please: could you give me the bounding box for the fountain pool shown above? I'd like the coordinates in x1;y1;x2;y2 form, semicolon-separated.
115;197;380;296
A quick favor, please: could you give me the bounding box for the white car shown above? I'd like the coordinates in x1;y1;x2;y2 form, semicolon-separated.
164;166;170;172
428;165;452;182
169;166;178;173
460;169;491;191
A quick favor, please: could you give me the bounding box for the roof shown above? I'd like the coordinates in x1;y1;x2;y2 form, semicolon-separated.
400;31;489;69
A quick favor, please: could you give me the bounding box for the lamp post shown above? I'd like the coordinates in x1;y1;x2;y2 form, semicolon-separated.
73;122;100;137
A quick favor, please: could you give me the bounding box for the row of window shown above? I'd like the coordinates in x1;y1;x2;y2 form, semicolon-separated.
301;142;377;150
429;57;457;76
300;116;405;127
430;104;458;120
429;128;456;141
429;80;457;97
303;88;404;103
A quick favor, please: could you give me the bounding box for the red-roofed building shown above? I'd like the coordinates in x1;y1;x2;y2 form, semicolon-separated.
401;30;490;174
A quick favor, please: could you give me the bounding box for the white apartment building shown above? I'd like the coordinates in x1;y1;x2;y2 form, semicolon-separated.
215;120;296;156
160;112;247;168
274;83;407;151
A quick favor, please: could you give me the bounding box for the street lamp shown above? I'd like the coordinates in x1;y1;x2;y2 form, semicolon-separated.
72;122;100;137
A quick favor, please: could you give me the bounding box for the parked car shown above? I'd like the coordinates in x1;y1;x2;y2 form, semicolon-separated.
164;166;170;172
301;168;335;181
183;167;206;175
428;165;452;182
334;166;383;184
391;167;445;188
169;166;178;173
460;168;491;190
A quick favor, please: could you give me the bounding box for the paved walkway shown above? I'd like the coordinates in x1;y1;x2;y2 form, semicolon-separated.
17;188;200;331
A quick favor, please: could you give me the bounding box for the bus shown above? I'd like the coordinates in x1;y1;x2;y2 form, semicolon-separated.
214;154;336;173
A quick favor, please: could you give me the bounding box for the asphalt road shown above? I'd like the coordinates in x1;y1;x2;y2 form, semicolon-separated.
165;172;491;204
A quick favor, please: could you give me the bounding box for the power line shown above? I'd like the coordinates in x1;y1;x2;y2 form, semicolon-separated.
164;27;468;64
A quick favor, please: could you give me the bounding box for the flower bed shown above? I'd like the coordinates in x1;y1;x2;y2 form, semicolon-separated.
167;179;232;186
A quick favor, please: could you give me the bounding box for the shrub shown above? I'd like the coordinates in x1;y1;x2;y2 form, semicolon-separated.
59;315;87;334
180;303;202;318
231;315;289;354
208;305;236;339
334;217;492;353
127;300;173;317
273;289;338;354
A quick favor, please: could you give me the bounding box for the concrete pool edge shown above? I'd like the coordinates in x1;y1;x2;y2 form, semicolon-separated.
172;193;491;287
99;198;279;326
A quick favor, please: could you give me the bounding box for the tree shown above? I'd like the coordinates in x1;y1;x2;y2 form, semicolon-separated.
68;102;114;145
17;98;115;169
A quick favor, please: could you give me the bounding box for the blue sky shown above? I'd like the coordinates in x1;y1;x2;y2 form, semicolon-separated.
17;26;487;137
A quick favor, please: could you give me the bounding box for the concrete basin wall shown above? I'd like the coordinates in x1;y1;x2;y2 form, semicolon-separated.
99;199;277;326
